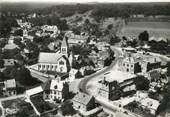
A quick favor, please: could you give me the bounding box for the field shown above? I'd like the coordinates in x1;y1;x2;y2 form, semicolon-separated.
120;21;170;39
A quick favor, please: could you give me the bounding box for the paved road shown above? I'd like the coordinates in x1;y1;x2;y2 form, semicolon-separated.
78;47;142;116
78;47;122;94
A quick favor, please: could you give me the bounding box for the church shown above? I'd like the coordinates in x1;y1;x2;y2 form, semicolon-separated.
36;38;71;73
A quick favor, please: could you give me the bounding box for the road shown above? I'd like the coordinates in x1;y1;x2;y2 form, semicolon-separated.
78;46;123;94
78;47;141;116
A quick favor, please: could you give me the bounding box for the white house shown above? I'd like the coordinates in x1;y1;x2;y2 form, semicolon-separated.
69;69;78;82
0;79;16;97
43;79;69;102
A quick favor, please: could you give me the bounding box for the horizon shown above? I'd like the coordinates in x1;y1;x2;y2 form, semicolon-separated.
1;0;170;4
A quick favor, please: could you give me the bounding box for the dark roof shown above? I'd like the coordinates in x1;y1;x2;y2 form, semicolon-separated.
41;80;51;91
149;70;160;80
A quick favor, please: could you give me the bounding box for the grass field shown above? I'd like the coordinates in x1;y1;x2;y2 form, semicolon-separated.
121;21;170;39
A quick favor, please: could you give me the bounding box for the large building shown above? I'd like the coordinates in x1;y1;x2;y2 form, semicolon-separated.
42;79;69;102
35;38;70;73
72;92;95;112
118;53;161;74
98;78;119;100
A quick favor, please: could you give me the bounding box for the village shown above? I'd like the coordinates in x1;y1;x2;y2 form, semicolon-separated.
0;3;170;117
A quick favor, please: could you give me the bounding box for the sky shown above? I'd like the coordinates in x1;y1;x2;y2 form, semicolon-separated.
1;0;170;3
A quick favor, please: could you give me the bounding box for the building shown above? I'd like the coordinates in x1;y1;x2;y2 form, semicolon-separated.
135;91;160;115
118;56;141;74
42;79;69;102
98;78;119;100
26;85;43;97
69;68;78;82
35;38;70;73
72;92;95;112
65;31;88;47
3;43;20;50
119;53;161;74
3;59;15;67
148;69;161;81
0;79;16;97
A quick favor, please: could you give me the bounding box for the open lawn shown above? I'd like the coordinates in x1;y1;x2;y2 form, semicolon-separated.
121;21;170;39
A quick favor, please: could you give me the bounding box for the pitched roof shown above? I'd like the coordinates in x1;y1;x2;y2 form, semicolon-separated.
149;70;160;80
42;79;65;91
26;86;43;96
41;80;51;91
3;59;15;66
50;80;64;91
4;43;19;50
72;92;93;105
69;69;78;75
38;52;63;64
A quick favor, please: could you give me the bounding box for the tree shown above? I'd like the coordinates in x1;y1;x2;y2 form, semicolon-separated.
138;30;149;42
60;101;76;116
167;62;170;77
0;59;4;68
107;24;113;30
134;75;150;90
14;67;40;86
75;71;83;78
14;29;23;36
109;36;121;45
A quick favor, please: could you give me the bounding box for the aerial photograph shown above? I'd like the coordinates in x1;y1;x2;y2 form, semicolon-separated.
0;0;170;117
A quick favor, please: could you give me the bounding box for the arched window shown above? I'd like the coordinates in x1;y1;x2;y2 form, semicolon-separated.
54;85;57;89
60;67;63;72
59;61;64;65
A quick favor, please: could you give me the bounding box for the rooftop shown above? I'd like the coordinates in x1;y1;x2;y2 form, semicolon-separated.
38;52;63;64
26;86;43;96
105;70;136;83
72;92;93;105
4;43;19;50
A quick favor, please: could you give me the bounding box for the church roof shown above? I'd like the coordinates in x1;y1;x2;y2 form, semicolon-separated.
38;52;63;64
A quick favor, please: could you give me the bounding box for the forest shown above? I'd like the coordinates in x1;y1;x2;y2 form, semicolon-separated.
1;3;170;18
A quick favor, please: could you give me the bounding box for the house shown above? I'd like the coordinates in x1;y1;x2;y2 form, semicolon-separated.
119;53;161;74
140;97;160;115
0;79;16;97
42;79;69;102
96;42;110;51
148;69;161;81
97;50;110;68
118;56;141;74
69;68;78;82
72;92;95;112
3;43;20;50
65;31;88;47
135;91;160;115
3;59;15;67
